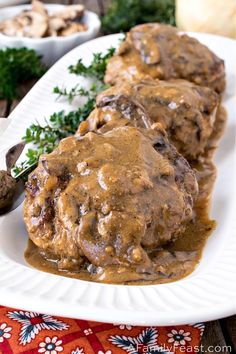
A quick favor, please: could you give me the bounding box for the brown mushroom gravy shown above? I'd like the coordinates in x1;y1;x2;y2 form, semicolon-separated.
25;105;226;285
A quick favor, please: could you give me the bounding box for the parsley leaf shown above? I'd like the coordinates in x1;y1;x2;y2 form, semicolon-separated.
102;0;176;34
0;47;47;104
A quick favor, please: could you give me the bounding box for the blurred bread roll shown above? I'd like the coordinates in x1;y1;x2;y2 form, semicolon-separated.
176;0;236;39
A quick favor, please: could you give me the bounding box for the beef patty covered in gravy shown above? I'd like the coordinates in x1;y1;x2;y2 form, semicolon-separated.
24;123;198;284
81;79;219;160
105;23;225;93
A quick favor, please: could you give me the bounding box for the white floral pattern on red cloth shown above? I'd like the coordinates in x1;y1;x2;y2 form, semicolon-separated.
7;310;69;345
71;348;84;354
38;336;63;354
0;322;12;343
117;324;132;330
109;328;172;353
0;306;204;354
167;329;192;346
192;323;205;336
84;328;93;335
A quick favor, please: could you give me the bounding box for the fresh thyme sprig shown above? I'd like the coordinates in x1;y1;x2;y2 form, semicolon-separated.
13;96;96;177
53;81;108;104
13;47;115;178
69;47;116;81
53;85;91;103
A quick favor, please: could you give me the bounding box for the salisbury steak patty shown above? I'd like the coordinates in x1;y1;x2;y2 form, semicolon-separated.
105;23;225;93
95;79;219;160
77;93;153;136
24;123;198;277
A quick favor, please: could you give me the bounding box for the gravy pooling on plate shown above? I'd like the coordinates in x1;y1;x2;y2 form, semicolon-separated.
24;23;227;284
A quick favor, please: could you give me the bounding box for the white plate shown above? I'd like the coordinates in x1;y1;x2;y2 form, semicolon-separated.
0;33;236;326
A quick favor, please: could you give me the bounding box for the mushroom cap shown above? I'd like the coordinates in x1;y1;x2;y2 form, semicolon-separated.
32;0;48;17
19;11;48;38
0;170;17;210
55;4;85;21
48;16;66;36
60;22;87;36
0;18;24;36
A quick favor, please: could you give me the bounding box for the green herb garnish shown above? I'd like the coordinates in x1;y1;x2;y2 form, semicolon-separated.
53;85;92;104
69;47;116;81
53;81;108;104
0;47;47;104
13;48;115;178
13;96;96;177
102;0;176;34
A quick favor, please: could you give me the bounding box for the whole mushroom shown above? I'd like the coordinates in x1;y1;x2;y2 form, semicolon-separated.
48;16;66;36
56;4;84;21
60;22;87;36
19;11;48;38
0;19;24;37
0;170;17;210
32;0;48;17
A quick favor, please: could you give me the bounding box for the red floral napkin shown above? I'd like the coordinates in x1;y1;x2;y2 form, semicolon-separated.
0;306;204;354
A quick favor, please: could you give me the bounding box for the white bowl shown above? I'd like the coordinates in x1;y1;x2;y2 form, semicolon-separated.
0;3;101;66
0;0;28;8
